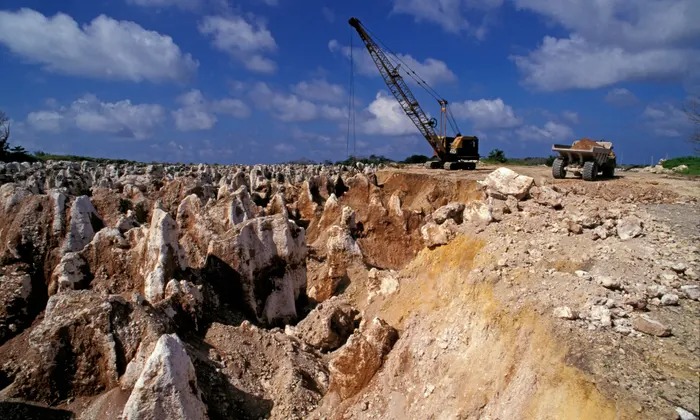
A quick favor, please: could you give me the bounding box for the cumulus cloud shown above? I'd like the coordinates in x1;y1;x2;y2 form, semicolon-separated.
511;0;700;90
126;0;201;9
391;0;503;38
249;82;346;122
27;95;166;139
328;40;456;86
561;111;579;124
291;79;346;103
199;14;277;73
361;92;417;136
0;8;197;83
512;35;696;91
605;88;639;107
172;89;250;131
642;102;692;137
26;111;63;133
450;98;522;129
516;121;574;143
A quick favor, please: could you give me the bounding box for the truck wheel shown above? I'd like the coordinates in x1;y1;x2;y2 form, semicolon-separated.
602;158;616;178
582;161;598;181
552;158;566;179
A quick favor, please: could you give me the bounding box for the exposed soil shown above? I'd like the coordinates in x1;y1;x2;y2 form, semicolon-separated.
0;161;698;420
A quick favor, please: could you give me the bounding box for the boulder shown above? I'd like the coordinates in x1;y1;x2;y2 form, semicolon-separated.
122;334;207;420
553;306;577;320
462;201;492;224
617;216;643;240
680;285;700;301
328;317;398;400
290;297;360;352
432;202;465;225
529;185;563;209
480;168;534;201
420;220;457;248
632;315;671;337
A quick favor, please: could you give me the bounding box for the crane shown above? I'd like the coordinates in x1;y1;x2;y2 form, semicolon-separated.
348;17;479;170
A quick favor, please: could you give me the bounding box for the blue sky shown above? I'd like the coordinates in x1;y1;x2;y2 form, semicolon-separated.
0;0;698;164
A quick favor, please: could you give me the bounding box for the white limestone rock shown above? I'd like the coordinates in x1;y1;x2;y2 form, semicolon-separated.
479;167;534;201
64;196;102;253
122;334;207;420
141;208;186;303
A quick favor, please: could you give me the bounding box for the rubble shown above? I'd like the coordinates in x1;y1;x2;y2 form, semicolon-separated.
0;160;697;419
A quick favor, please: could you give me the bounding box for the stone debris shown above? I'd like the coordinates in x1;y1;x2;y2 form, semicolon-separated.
0;161;697;419
328;318;398;400
553;306;577;320
632;315;672;337
289;297;360;352
616;215;643;240
479;167;534;201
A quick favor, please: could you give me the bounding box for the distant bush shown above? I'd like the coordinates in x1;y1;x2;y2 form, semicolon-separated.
33;151;136;164
661;156;700;175
402;154;430;164
336;154;394;166
486;149;507;163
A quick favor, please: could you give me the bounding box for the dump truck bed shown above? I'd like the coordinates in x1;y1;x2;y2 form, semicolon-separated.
552;144;611;164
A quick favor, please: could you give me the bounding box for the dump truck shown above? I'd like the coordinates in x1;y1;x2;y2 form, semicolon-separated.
551;138;616;181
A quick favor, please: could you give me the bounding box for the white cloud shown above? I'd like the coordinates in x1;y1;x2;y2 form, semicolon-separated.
328;40;456;86
391;0;503;38
643;102;692;137
0;9;197;83
561;111;579;124
361;91;417;136
27;95;166;139
513;0;700;49
126;0;201;9
291;79;346;103
172;90;217;131
26;111;63;133
249;82;346;122
273;143;296;154
605;88;639;107
511;0;700;90
512;35;696;91
199;14;277;73
450;98;522;129
172;89;250;131
516;121;574;143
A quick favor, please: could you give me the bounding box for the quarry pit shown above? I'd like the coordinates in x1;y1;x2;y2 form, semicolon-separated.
0;160;698;420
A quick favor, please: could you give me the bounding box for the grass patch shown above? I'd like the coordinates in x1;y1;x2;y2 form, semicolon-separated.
661;156;700;175
33;152;137;164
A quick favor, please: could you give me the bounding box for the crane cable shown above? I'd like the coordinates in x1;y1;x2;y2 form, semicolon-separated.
361;21;462;135
346;29;356;159
362;23;442;102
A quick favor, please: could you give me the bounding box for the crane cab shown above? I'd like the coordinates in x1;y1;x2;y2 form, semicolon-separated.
446;135;479;161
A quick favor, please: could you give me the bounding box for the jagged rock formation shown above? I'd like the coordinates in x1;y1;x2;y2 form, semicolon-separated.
0;160;698;420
